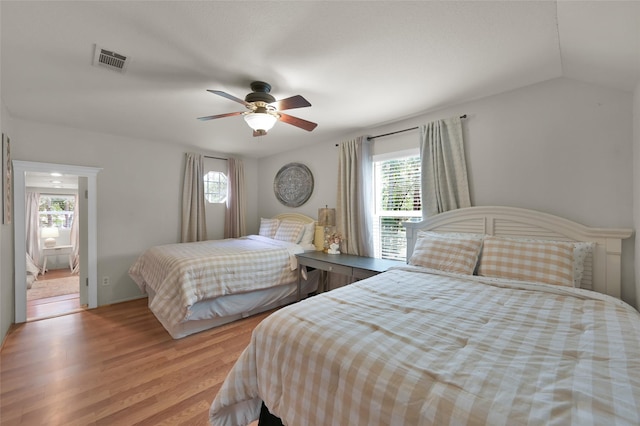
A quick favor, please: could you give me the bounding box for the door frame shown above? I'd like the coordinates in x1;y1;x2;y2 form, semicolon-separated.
13;161;101;323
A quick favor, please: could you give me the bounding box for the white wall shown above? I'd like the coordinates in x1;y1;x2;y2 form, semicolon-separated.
634;81;640;309
9;118;257;306
0;0;10;344
259;77;637;307
0;81;13;345
257;139;338;233
0;108;14;343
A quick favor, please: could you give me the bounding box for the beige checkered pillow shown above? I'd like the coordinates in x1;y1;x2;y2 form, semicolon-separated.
409;232;483;275
495;237;594;287
274;220;305;243
478;236;575;287
258;218;280;238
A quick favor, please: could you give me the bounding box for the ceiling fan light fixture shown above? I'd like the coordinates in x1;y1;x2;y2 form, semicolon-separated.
244;112;277;133
199;81;317;134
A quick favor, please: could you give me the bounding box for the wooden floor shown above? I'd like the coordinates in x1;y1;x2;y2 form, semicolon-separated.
27;269;82;322
0;298;271;425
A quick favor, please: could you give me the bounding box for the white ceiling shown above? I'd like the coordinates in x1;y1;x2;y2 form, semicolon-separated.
25;171;78;191
1;1;639;159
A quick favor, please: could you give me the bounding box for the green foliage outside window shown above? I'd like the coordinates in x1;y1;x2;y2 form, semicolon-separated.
39;195;75;228
375;155;422;261
380;157;421;212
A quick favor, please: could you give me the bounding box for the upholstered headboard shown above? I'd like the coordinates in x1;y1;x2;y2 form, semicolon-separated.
404;206;633;299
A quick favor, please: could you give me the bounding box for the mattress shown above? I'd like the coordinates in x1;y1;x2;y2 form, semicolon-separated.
129;235;308;337
210;266;640;425
146;271;318;339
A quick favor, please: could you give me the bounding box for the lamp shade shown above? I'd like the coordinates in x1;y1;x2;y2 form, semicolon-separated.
318;207;336;227
41;227;59;239
41;227;59;248
244;112;277;133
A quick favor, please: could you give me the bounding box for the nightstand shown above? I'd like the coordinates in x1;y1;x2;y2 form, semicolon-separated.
41;245;74;274
296;252;404;300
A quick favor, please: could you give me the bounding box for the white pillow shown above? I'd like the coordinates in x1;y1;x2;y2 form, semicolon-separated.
300;222;315;245
572;241;594;287
258;218;279;238
274;220;305;243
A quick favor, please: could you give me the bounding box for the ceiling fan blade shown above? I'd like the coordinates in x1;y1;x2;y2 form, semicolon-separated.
271;95;311;111
197;111;244;121
207;90;252;107
278;113;318;132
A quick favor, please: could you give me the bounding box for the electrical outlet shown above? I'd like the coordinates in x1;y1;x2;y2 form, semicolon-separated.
102;276;110;286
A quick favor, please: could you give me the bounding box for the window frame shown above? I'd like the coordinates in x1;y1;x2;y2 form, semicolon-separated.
38;194;75;229
372;149;422;260
203;170;228;204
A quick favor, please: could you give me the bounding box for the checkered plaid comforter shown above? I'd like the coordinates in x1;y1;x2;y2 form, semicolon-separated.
210;266;640;426
129;235;303;326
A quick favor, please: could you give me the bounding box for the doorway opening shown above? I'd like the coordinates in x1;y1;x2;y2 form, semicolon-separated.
26;190;81;320
13;161;101;324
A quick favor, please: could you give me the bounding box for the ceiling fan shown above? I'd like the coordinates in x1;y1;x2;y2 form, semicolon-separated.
197;81;318;136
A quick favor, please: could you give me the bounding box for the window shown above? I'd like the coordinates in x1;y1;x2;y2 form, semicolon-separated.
39;195;75;229
204;171;228;203
373;152;422;261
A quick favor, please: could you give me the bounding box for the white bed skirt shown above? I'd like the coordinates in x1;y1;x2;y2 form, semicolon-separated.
146;270;319;339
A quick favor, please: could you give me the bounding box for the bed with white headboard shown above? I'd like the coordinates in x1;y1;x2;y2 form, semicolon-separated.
209;206;639;426
129;213;318;339
404;206;632;299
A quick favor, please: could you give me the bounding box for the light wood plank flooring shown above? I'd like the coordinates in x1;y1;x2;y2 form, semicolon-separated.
27;269;82;322
1;298;271;425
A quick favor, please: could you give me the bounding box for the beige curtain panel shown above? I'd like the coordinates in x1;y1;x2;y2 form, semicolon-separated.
419;116;471;217
224;157;246;239
336;136;373;257
181;153;208;242
70;194;80;273
25;192;41;267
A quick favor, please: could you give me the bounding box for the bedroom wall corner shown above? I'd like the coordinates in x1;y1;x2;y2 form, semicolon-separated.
256;141;338;233
633;80;640;310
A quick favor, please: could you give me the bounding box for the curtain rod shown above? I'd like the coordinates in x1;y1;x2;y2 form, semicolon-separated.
366;114;467;141
204;155;228;161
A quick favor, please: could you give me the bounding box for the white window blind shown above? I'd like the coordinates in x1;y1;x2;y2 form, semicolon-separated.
373;154;422;260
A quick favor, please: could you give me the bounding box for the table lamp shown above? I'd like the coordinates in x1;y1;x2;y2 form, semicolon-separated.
317;206;336;251
41;227;59;248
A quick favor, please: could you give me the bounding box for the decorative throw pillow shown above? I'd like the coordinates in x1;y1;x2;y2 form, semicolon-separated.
258;218;279;238
300;222;315;245
409;232;484;275
477;236;575;287
274;220;305;243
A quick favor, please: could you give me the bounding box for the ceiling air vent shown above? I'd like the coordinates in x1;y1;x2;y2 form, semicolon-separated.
92;45;129;73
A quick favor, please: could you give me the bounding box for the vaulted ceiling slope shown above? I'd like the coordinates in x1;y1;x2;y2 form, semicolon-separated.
1;1;639;158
